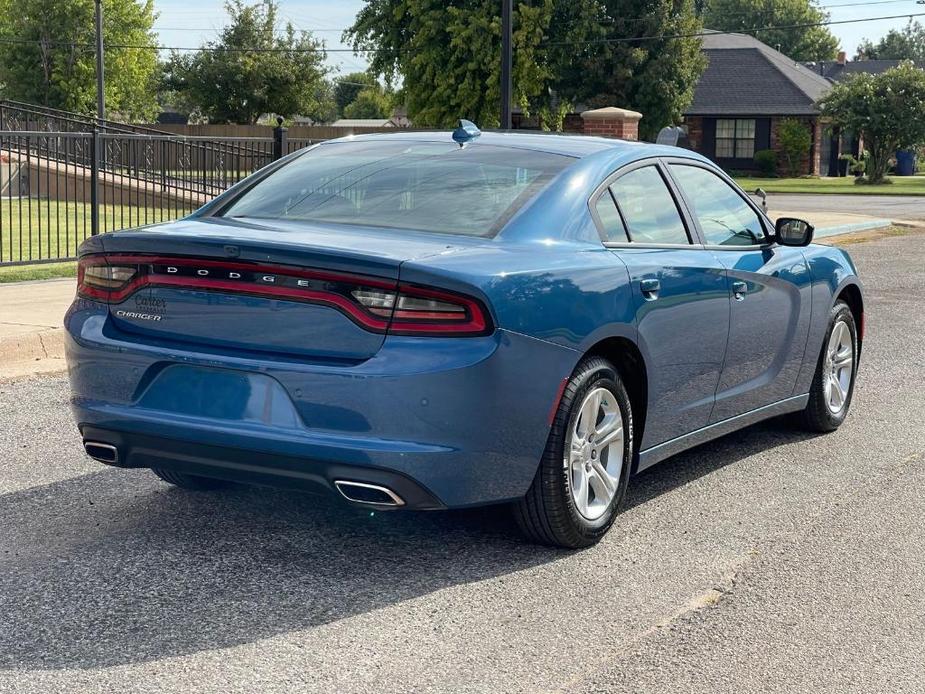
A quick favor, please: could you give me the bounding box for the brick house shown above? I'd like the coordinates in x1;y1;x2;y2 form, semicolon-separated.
683;31;833;175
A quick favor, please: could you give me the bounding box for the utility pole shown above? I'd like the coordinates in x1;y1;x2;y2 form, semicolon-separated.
500;0;512;130
95;0;105;123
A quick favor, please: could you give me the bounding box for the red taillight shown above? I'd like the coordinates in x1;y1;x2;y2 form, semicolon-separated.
387;284;489;335
77;257;140;302
77;255;492;337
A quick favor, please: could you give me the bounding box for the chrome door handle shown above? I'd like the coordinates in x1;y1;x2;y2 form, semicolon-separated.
640;278;660;300
732;281;748;301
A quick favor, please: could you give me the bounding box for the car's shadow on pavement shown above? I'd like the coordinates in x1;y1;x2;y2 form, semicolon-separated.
0;417;818;670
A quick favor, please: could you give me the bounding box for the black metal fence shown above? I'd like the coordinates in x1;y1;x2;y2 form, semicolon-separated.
0;124;317;267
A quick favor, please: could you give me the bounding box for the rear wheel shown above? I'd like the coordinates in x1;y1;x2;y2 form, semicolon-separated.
514;357;633;548
800;301;858;432
151;468;228;491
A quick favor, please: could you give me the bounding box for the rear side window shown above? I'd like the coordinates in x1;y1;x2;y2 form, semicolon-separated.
669;164;767;246
218;141;573;237
609;166;689;245
594;191;629;242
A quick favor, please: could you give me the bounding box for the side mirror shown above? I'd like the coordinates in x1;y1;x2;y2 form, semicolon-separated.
775;217;814;247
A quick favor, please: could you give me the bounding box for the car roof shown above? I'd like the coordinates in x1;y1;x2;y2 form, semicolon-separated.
321;129;691;160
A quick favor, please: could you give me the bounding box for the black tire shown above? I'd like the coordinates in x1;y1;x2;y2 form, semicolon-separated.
151;468;228;491
799;300;858;432
514;356;634;549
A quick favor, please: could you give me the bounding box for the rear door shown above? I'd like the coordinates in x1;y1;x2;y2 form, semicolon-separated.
666;160;812;421
592;160;730;449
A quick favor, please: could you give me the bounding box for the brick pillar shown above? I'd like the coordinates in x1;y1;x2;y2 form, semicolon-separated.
580;107;643;141
811;118;823;176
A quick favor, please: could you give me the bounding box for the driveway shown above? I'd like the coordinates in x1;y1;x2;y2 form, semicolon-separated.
768;193;925;221
1;231;924;693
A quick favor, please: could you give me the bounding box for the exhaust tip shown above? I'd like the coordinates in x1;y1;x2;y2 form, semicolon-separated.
334;480;405;507
84;441;119;465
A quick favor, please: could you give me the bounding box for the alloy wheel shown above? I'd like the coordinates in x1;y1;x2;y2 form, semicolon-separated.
566;386;625;520
825;319;854;414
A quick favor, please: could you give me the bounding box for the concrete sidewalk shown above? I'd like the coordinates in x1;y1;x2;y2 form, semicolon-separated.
0;279;73;380
772;209;893;238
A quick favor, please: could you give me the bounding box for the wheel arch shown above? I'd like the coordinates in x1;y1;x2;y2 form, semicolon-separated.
584;336;648;456
835;280;864;353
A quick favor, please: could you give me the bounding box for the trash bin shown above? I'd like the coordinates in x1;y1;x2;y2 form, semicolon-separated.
896;150;916;176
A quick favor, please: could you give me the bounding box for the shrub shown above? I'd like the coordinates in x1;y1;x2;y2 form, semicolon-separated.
839;153;866;176
753;149;778;177
777;119;813;177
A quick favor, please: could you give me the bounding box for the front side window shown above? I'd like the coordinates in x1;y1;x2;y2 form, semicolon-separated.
715;119;756;159
669;164;766;246
608;166;689;245
219;141;573;237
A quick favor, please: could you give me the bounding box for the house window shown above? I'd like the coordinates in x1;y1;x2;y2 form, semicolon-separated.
715;119;756;159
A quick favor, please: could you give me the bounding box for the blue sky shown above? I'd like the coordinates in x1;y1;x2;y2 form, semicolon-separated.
152;0;924;75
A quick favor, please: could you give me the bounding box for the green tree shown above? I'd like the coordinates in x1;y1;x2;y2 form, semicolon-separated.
0;0;159;120
343;87;393;119
347;0;553;129
819;63;925;184
333;71;379;114
346;0;705;138
776;118;811;177
702;0;839;61
164;0;331;124
856;21;925;63
546;0;706;140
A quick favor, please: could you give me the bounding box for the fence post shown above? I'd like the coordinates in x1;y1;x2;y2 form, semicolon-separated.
273;116;287;160
90;128;100;236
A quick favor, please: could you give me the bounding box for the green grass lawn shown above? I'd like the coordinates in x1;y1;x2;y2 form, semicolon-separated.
732;175;925;195
0;200;189;275
0;261;77;283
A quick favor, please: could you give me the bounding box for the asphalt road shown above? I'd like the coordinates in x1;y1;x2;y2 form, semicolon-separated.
768;193;925;221
1;231;924;693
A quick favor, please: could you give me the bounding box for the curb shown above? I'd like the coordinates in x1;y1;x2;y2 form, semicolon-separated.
1;328;65;362
0;329;66;381
814;217;893;239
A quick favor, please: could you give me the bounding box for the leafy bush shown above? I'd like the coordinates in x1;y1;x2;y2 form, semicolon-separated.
777;119;812;177
753;149;778;177
839;153;865;176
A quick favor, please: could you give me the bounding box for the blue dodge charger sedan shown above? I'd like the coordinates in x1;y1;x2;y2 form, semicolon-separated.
65;124;863;548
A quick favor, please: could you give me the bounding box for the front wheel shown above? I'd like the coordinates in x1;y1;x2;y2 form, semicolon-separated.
514;357;633;549
800;301;858;432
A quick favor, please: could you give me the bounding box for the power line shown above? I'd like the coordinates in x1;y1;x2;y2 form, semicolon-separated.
543;12;925;47
153;26;347;32
1;11;923;54
148;0;921;34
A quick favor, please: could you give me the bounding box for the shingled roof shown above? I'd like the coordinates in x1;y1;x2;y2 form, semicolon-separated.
684;31;833;116
805;59;911;82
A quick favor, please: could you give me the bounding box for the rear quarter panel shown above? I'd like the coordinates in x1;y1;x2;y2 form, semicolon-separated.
399;242;636;397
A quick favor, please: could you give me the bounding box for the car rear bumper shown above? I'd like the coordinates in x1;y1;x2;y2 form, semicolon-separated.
65;299;580;508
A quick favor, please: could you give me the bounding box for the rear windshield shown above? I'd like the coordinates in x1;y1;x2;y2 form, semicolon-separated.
217;140;573;237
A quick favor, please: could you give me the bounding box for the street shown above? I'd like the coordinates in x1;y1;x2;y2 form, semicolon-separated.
769;193;925;221
0;230;923;693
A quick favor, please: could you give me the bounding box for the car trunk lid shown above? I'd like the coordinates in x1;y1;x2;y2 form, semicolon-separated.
88;217;478;361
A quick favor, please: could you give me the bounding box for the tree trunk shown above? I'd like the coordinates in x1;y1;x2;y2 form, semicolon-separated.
866;142;891;184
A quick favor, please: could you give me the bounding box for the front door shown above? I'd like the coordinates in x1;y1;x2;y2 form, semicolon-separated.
666;162;811;421
594;162;730;449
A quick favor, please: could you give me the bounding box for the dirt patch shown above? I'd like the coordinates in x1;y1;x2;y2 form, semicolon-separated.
821;225;925;246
